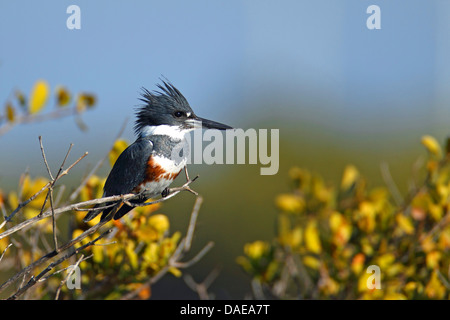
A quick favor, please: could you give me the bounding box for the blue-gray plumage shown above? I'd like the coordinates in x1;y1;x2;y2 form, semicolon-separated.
83;80;232;222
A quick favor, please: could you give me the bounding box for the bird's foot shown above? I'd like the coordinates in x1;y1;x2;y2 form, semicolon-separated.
161;187;170;198
167;175;199;196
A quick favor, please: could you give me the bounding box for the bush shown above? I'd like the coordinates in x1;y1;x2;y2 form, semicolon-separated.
238;136;450;300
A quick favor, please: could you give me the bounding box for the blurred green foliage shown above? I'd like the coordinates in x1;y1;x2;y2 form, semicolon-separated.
237;135;450;300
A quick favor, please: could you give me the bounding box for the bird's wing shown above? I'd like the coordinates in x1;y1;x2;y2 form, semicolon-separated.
83;139;153;222
104;138;153;196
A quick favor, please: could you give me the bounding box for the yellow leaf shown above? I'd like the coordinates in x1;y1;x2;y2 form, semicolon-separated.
360;238;374;256
148;214;170;234
302;255;320;270
404;281;419;293
330;211;352;247
55;86;71;107
438;229;450;250
168;266;182;277
275;194;304;213
384;293;407;300
92;244;104;264
72;229;86;249
396;213;415;235
425;271;446;299
421;135;442;157
357;201;376;233
15;90;26;107
5;103;15;122
244;241;269;260
278;213;302;248
426;251;442;269
428;203;443;221
304;220;322;254
375;253;395;269
289;226;303;248
358;272;373;293
143;243;159;263
109;139;129;167
341;165;359;190
125;242;138;269
76;93;96;112
8;191;18;209
29;80;50;114
385;263;403;277
421;235;436;253
351;253;365;275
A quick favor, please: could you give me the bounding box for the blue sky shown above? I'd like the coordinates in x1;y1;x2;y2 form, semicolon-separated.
1;1;449;179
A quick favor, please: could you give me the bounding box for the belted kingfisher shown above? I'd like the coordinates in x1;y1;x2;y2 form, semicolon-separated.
83;80;232;222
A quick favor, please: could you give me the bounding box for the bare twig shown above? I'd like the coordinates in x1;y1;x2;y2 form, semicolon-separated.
7;229;112;300
419;209;450;242
37;255;93;283
0;243;13;264
38;137;75;251
120;195;213;300
0;104;90;137
0;150;88;230
39;136;54;180
123;172;199;209
183;267;220;300
184;196;203;251
0;193;137;241
380;161;403;206
171;241;214;269
54;254;85;300
0;214;112;294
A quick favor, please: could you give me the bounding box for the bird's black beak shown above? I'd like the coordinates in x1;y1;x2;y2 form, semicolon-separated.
189;116;233;130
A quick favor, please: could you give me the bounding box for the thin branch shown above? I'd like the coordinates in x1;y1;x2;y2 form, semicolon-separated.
0;150;88;230
419;209;450;242
39;136;54;180
120;196;213;300
380;161;403;206
38;254;93;283
183;267;220;300
0;243;13;264
0;104;90;137
49;189;58;251
7;229;112;300
0;214;112;294
54;254;85;300
0;193;135;241
124;173;199;210
38;137;75;251
171;241;214;269
184;196;203;251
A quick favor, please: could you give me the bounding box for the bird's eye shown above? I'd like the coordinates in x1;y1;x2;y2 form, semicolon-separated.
174;111;185;118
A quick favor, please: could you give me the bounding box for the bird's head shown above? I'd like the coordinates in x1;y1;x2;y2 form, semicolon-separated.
135;80;232;139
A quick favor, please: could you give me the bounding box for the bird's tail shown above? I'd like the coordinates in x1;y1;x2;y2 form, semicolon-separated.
82;202;115;222
82;201;137;222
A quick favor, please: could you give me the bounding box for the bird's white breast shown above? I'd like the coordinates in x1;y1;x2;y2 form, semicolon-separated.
136;155;187;197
